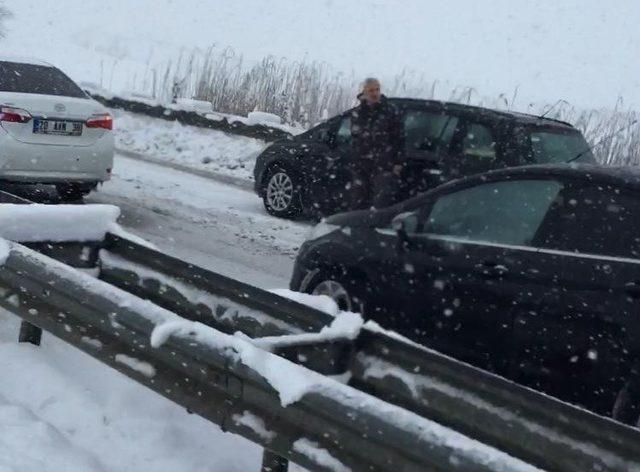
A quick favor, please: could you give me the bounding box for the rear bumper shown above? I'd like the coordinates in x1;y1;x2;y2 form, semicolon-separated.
0;129;114;184
0;170;105;184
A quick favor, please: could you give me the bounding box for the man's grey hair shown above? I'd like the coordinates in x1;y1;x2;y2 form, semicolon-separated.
361;77;380;88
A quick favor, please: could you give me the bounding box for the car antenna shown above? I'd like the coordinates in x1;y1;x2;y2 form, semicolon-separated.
568;119;638;163
538;99;569;119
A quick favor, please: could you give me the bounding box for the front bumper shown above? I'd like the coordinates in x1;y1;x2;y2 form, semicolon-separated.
289;241;317;291
253;160;266;196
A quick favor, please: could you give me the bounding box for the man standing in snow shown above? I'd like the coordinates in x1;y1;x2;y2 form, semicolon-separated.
348;78;405;209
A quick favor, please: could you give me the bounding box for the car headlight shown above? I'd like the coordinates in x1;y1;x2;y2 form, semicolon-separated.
306;222;340;241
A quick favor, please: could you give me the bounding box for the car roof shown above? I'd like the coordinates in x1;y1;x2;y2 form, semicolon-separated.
455;164;640;191
387;97;575;129
327;164;640;225
383;164;640;217
0;55;54;67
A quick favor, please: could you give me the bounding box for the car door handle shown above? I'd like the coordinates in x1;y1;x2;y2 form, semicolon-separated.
475;261;509;279
625;282;640;299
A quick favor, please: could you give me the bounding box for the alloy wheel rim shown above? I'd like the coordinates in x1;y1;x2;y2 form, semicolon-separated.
312;280;354;312
266;172;294;211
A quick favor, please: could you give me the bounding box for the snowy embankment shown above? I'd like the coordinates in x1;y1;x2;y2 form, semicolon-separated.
113;109;271;183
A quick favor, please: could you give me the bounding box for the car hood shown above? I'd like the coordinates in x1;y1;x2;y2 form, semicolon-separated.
324;207;398;228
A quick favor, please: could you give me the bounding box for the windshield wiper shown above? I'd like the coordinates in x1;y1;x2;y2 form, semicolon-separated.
538;99;569;119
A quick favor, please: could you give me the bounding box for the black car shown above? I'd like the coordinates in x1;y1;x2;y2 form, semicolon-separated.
290;164;640;424
254;98;595;218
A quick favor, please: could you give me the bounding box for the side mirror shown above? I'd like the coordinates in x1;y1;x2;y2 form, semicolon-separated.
318;129;334;146
391;212;418;250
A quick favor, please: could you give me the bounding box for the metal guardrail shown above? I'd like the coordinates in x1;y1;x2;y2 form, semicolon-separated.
0;189;102;343
99;233;640;472
352;330;640;472
0;241;541;472
89;93;292;142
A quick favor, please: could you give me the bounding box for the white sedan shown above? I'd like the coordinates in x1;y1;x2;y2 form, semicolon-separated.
0;56;114;200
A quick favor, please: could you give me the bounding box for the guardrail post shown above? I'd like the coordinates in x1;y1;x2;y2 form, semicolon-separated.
19;321;42;346
260;450;288;472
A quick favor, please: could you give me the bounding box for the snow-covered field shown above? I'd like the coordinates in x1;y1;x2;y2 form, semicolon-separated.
113;110;268;184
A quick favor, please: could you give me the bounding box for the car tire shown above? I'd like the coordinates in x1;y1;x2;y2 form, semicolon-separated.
305;268;368;314
262;165;303;218
56;183;94;201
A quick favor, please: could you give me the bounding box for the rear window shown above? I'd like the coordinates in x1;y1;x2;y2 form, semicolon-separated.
527;127;595;164
0;61;86;98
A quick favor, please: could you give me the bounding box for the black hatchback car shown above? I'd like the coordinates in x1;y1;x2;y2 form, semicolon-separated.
290;164;640;424
254;99;595;218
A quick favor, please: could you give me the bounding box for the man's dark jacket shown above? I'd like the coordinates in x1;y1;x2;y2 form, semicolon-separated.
349;95;405;172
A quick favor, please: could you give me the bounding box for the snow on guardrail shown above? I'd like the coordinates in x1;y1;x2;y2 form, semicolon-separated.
0;204;119;243
0;202;155;251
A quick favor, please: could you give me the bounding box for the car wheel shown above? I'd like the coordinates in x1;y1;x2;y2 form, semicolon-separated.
263;166;302;218
56;183;93;201
306;269;367;314
612;376;640;427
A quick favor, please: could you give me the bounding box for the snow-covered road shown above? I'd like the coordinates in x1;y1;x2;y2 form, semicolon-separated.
90;154;310;289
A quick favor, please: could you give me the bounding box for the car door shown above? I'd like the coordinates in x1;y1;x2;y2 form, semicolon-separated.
513;181;640;414
400;107;459;199
441;117;502;181
305;114;353;214
382;177;565;375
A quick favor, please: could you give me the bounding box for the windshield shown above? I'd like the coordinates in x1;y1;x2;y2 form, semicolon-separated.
0;61;86;98
527;127;595;164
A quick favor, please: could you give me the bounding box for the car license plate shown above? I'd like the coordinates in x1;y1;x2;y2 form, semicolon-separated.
33;119;83;136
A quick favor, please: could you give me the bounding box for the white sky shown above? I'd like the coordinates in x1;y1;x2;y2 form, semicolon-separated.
3;0;639;110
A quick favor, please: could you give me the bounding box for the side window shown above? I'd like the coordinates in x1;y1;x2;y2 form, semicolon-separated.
310;116;341;144
537;185;640;258
461;122;497;160
403;110;458;153
420;179;563;246
311;124;330;142
335;116;351;146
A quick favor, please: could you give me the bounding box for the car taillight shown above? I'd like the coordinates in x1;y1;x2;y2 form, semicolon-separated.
0;106;32;123
86;113;113;130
